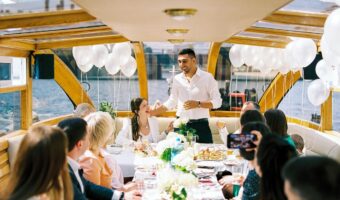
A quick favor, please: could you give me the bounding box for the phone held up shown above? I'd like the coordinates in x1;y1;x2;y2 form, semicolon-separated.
227;133;257;149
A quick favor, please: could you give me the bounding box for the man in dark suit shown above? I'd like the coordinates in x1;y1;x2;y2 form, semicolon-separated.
58;117;141;200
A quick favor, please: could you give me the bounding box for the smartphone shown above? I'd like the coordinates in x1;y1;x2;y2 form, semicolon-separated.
227;133;257;149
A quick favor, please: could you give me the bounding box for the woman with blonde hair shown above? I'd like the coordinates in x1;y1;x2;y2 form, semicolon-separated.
5;126;72;200
79;111;125;189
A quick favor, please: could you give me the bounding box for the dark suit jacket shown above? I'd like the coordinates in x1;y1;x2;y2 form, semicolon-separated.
68;165;114;200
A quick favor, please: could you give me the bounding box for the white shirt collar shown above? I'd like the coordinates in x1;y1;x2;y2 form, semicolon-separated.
180;66;201;79
67;156;80;172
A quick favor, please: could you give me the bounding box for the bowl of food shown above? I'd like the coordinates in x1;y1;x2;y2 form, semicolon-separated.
106;144;123;154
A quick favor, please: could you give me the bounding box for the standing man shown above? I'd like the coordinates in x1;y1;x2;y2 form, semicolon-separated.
152;48;222;143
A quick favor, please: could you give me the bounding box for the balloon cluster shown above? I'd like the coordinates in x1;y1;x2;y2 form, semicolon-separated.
229;38;317;76
308;8;340;106
72;42;137;77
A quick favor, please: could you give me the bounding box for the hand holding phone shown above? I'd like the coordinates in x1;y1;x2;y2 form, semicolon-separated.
227;133;257;149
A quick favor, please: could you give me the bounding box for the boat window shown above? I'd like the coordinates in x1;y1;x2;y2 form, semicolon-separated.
0;57;26;88
144;42;210;106
0;91;21;135
54;48;140;111
32;79;74;120
215;43;275;111
0;0;79;16
278;79;321;124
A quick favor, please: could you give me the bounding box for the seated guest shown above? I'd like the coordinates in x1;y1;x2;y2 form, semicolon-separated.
74;103;96;118
218;101;261;144
291;134;305;156
58;118;141;200
219;122;271;200
240;122;271;200
5;126;73;200
80;112;125;189
218;109;265;145
115;97;173;146
282;156;340;200
255;134;297;200
264;109;295;147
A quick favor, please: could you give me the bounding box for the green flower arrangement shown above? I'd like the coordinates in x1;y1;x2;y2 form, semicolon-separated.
99;101;117;119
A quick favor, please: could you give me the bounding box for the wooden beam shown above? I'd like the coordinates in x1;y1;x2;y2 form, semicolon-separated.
264;10;327;27
245;26;322;40
321;90;332;131
20;57;33;129
132;42;148;99
50;50;95;107
0;26;112;40
287;116;321;131
225;35;288;48
0;85;26;94
0;47;30;57
0;10;96;30
32;114;73;127
36;35;128;49
0;39;35;51
207;42;222;76
259;71;301;112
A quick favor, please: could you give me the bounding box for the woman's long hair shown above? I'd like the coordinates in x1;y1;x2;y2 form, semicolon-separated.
130;97;145;141
264;109;288;137
5;126;73;200
257;134;297;200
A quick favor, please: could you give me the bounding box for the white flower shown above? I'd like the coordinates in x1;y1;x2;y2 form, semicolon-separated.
157;167;176;190
177;173;198;187
155;139;171;155
173;118;189;128
172;148;197;171
166;132;187;143
181;117;189;124
173;119;181;128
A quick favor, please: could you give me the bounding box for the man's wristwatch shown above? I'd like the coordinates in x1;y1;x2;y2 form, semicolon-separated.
198;101;201;108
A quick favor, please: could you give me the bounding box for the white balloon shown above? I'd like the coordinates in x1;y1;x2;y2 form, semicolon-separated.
73;46;93;66
92;45;109;68
307;79;330;106
78;63;93;73
242;45;257;66
278;65;290;75
286;39;317;68
229;45;244;68
113;42;132;66
315;59;338;85
120;56;137;77
105;53;120;75
320;35;340;68
324;8;340;56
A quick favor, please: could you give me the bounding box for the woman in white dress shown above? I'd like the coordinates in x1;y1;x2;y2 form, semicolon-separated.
115;97;173;146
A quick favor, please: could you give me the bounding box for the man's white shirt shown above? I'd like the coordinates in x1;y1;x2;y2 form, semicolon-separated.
164;68;222;119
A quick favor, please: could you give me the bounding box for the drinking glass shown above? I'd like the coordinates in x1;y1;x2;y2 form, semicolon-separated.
216;120;226;129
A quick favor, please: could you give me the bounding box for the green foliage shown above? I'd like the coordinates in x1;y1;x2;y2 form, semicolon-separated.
172;188;187;200
160;148;172;162
99;101;116;119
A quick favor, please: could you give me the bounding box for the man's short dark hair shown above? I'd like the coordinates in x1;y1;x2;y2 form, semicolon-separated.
57;117;87;151
282;156;340;200
178;48;196;58
240;110;265;126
